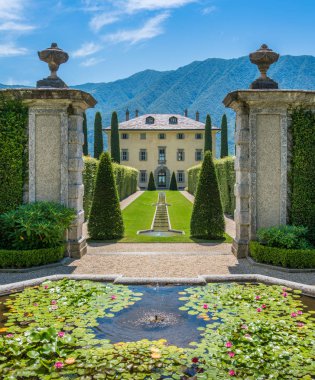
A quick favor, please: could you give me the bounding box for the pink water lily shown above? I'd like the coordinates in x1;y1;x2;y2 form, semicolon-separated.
291;312;297;318
241;324;248;330
282;292;288;297
203;304;209;309
229;369;236;376
5;334;14;338
297;310;303;315
262;304;267;309
111;295;117;300
244;333;251;339
44;285;49;289
228;351;235;358
51;305;58;310
33;303;38;307
51;300;57;305
256;307;262;312
57;331;65;338
297;322;304;327
225;341;233;348
192;357;199;363
54;361;64;369
255;295;261;300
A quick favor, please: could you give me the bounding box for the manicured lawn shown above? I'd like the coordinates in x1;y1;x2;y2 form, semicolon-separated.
115;191;232;243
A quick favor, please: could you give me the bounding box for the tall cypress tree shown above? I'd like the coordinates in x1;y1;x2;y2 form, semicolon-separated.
220;114;228;158
147;172;156;191
88;152;124;240
169;172;178;190
204;114;212;152
83;112;89;156
111;111;120;163
190;151;225;239
93;112;103;159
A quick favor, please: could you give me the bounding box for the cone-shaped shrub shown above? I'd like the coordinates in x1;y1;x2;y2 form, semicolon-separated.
94;112;103;159
83;112;89;156
220;114;228;158
190;151;225;239
88;152;124;240
204;114;212;152
169;172;178;190
111;111;120;163
147;172;156;191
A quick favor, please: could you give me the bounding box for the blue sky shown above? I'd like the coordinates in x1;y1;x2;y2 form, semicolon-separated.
0;0;315;86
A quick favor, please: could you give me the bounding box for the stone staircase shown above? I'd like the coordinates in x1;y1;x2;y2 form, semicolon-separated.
152;193;170;231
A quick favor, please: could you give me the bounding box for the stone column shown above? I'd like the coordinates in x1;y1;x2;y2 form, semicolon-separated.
223;90;315;258
2;89;96;258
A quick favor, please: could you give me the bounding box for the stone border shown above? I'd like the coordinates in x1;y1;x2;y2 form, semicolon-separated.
246;256;315;273
0;274;314;297
0;258;73;274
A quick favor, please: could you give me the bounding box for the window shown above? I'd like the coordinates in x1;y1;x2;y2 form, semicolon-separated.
121;149;129;161
139;171;147;183
195;149;203;161
195;133;203;140
169;116;178;125
121;133;129;140
159;148;166;163
177;133;185;140
177;149;185;161
146;116;155;125
177;171;185;183
140;133;146;140
158;133;166;140
139;149;147;161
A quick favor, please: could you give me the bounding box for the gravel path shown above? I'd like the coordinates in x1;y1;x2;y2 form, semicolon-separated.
120;191;144;210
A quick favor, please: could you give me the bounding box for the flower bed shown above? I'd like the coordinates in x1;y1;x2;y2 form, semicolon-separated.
0;281;314;379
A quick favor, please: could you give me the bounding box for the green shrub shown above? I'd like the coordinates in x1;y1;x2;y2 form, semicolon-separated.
0;202;75;250
94;112;103;159
204;114;212;152
147;172;156;191
88;152;124;240
249;241;315;269
0;95;28;214
290;108;315;243
83;156;99;220
187;157;235;215
190;151;225;239
0;245;65;269
169;172;178;190
257;225;312;250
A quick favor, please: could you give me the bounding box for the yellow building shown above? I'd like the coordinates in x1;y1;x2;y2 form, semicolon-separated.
105;112;219;189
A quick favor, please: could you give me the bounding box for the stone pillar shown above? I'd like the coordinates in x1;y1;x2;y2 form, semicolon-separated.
2;89;96;258
223;90;315;258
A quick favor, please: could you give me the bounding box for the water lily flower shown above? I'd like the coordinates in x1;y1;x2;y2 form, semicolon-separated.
282;287;287;291
111;295;117;300
44;285;49;289
244;334;252;339
241;324;248;330
151;352;161;359
228;351;235;358
51;305;58;310
192;357;199;363
5;334;14;338
282;292;288;297
203;304;209;309
229;369;236;376
33;303;38;307
297;322;304;328
57;331;65;338
225;341;233;348
262;304;267;309
256;307;262;312
51;300;57;305
54;361;64;369
255;295;261;300
297;310;303;315
291;312;297;318
65;357;76;365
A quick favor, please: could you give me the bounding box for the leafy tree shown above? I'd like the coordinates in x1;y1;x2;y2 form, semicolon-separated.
93;112;103;159
111;111;120;163
169;172;178;190
88;152;124;240
83;112;89;156
204;114;212;152
190;151;225;239
220;114;228;158
147;172;156;191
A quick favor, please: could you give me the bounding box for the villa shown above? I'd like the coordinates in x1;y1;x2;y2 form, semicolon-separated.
105;111;219;189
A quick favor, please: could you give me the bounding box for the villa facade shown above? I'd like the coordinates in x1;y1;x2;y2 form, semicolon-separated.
105;112;219;189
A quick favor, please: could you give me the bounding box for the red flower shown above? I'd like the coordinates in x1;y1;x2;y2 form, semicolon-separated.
256;307;262;312
225;341;233;348
228;351;235;358
192;357;199;363
255;295;261;300
203;304;209;309
229;369;236;376
262;304;266;309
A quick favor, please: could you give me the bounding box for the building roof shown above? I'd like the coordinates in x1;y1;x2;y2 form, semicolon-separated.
104;114;220;131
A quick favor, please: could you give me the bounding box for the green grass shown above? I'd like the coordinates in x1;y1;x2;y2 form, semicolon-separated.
110;191;231;243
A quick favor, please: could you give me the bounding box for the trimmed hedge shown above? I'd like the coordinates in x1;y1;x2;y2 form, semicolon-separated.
0;95;28;214
187;157;235;215
290;108;315;243
249;241;315;269
0;245;65;269
83;157;138;219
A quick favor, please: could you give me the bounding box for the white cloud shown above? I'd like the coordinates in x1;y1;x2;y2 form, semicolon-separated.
4;77;32;86
105;12;169;44
0;21;35;31
90;12;120;31
202;5;217;14
72;42;103;58
81;57;105;67
0;0;24;20
0;43;28;57
122;0;197;12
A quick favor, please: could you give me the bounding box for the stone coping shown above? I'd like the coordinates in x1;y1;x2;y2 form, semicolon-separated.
247;256;315;273
0;88;97;107
0;258;72;274
0;274;314;297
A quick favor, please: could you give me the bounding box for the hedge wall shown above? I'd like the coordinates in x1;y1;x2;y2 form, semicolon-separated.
83;157;138;218
187;157;235;216
290;108;315;243
0;95;28;214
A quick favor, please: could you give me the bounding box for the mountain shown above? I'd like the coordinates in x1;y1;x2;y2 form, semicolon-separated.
2;55;315;156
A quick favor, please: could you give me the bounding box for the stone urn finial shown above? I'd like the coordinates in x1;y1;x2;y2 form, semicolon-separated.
249;44;280;89
37;43;69;88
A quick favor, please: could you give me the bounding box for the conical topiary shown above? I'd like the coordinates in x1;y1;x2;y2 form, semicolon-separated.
88;152;124;240
204;114;212;152
190;151;225;239
147;172;156;191
220;114;228;158
169;172;178;190
110;111;120;163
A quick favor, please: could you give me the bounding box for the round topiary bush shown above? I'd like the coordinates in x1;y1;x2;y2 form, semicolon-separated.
88;152;124;240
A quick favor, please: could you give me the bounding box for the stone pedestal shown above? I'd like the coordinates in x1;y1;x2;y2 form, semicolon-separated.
2;89;96;258
223;90;315;258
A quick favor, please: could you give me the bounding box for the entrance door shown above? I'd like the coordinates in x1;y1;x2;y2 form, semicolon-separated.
158;169;166;188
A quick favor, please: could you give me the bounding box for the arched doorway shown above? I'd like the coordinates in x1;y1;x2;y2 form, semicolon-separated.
157;169;166;188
